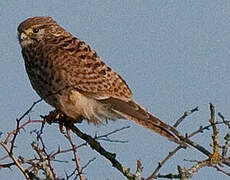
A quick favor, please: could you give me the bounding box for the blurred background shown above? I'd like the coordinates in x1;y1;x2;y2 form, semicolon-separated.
1;1;230;179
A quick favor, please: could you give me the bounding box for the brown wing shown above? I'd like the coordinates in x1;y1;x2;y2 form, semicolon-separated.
44;35;132;101
43;32;184;145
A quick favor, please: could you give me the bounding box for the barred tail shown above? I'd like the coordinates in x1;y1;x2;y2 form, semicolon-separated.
101;97;184;145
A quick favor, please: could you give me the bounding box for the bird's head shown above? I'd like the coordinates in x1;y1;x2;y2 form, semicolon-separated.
17;16;67;48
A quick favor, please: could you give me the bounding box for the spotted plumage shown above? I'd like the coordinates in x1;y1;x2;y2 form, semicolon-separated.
18;16;184;145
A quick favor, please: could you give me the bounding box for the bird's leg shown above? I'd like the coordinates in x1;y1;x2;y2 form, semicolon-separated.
43;109;84;134
42;109;62;124
62;115;84;133
42;109;65;133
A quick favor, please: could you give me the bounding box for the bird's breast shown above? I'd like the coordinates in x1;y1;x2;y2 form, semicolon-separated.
23;49;66;108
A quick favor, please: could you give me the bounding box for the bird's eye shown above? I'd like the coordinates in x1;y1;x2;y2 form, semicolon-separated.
32;28;39;33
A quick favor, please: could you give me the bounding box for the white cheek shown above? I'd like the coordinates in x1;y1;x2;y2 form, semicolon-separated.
20;39;33;48
20;32;27;40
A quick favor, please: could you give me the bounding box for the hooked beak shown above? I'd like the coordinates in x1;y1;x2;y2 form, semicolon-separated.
18;32;28;43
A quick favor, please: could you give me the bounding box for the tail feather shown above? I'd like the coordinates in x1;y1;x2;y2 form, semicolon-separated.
100;97;183;145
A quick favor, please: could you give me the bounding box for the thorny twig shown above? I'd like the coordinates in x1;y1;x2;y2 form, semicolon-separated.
94;126;129;143
65;157;96;180
0;142;30;180
0;110;132;179
218;112;230;157
146;146;182;180
147;104;230;179
209;103;219;163
2;98;230;179
65;129;84;180
147;107;199;179
153;103;230;179
173;106;199;128
68;124;137;179
0;119;43;180
31;141;57;179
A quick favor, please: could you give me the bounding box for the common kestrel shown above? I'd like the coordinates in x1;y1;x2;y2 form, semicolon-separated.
18;17;183;145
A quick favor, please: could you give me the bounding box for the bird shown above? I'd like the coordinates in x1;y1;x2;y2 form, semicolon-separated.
17;16;184;145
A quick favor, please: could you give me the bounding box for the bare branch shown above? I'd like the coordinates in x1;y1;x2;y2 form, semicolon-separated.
95;126;130;143
173;106;199;128
65;129;84;180
69;124;137;179
147;146;182;179
0;141;30;179
209;103;219;163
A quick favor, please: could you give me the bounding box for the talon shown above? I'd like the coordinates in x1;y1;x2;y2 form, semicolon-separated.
59;121;65;134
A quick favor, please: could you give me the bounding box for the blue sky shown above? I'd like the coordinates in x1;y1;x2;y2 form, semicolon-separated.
1;1;230;179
